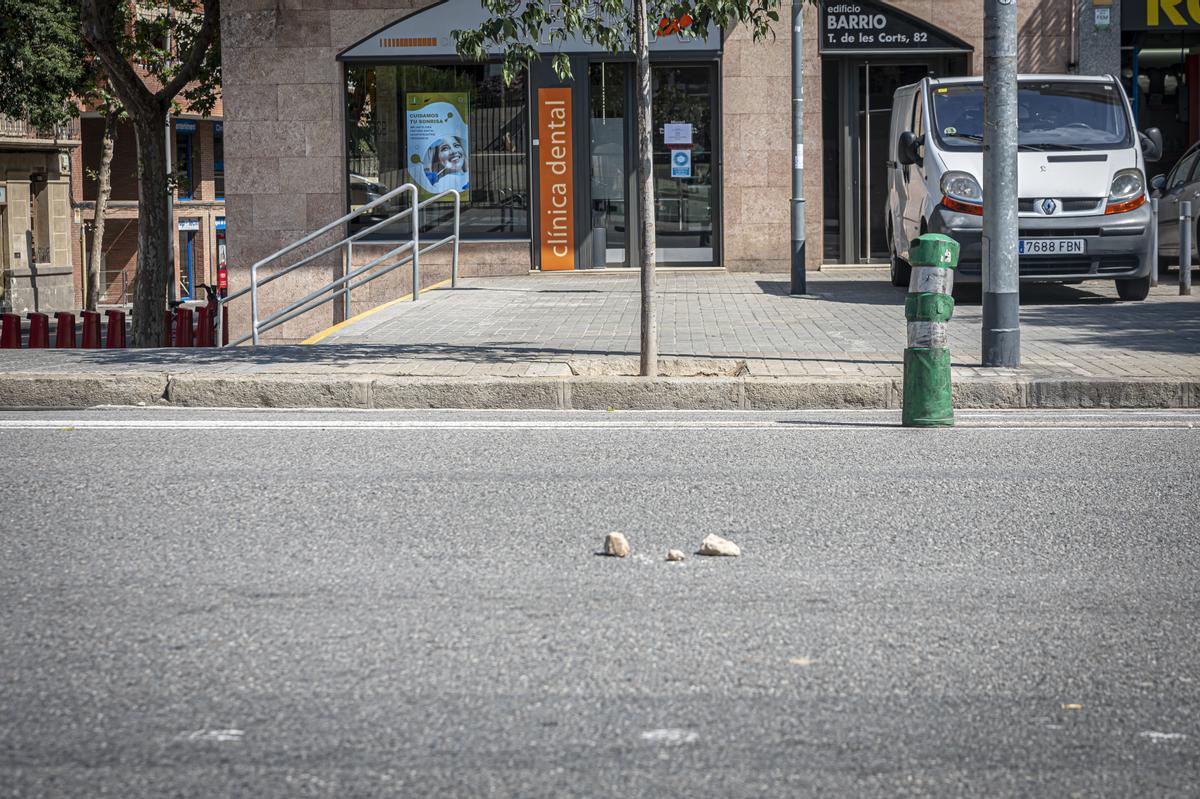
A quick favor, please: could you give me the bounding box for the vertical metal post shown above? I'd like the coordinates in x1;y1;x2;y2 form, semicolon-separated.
1151;197;1159;287
982;0;1021;367
1182;200;1193;296
217;299;225;347
411;185;421;301
789;0;807;295
452;190;461;288
165;112;177;303
344;240;353;318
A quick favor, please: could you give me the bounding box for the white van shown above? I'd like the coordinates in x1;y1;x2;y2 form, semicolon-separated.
887;75;1163;301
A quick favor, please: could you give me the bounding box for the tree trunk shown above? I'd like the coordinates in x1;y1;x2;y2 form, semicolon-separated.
130;116;171;347
86;113;116;312
633;0;657;377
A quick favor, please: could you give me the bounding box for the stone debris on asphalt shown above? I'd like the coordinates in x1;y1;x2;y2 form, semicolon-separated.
603;532;631;558
666;549;686;562
698;534;741;557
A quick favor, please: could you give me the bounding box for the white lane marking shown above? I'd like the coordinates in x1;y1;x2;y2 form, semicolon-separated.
184;729;244;742
640;728;700;745
1137;731;1188;743
0;418;1197;431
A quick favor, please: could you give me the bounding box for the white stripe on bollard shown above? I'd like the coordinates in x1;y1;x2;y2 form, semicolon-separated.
909;266;955;295
907;321;949;349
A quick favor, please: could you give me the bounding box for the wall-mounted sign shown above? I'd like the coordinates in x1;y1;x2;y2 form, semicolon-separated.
406;92;470;200
1122;0;1200;31
538;87;574;271
1094;7;1112;29
178;218;201;231
0;186;6;204
175;119;198;134
820;0;973;54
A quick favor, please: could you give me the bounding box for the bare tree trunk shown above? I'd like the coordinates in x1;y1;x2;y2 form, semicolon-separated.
633;0;657;377
130;116;171;347
86;113;116;312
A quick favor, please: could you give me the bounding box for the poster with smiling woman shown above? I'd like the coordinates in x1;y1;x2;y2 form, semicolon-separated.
406;92;470;202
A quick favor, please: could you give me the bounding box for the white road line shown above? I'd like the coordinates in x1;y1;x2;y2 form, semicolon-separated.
0;419;1195;431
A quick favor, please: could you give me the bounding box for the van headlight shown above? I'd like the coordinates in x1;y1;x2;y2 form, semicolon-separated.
1109;169;1145;201
1105;168;1147;215
940;171;983;215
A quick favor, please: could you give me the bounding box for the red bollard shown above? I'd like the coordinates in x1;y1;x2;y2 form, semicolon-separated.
105;310;126;349
27;313;49;348
196;306;213;347
1;313;20;348
81;310;102;348
174;307;193;347
162;309;174;347
55;312;76;348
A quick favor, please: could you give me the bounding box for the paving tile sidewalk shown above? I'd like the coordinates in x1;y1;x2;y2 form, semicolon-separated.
2;269;1198;384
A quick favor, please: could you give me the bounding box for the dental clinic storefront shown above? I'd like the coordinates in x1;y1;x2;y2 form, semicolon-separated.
338;1;724;269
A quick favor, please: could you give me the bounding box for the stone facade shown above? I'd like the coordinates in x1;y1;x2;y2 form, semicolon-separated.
222;0;1076;342
0;128;78;314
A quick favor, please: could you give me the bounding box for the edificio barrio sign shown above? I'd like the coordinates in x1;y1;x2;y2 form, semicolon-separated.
819;0;971;54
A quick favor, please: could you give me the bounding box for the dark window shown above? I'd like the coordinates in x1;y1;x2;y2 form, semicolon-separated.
213;123;224;200
175;128;195;200
345;63;530;239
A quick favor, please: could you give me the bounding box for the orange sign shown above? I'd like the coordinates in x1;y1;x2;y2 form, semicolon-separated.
538;87;574;270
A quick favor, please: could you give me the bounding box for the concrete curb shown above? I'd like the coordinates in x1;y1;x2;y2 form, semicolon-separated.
0;372;1196;410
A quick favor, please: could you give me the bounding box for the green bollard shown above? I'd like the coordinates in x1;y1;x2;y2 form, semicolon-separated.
902;233;960;427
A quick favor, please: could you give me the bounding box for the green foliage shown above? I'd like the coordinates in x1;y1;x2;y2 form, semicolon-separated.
0;0;88;128
453;0;800;83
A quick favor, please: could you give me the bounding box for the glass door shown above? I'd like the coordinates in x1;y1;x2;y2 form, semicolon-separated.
652;63;716;264
589;63;629;267
857;62;929;262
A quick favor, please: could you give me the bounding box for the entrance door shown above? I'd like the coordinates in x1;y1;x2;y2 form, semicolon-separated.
589;62;629;267
584;61;719;267
823;57;966;264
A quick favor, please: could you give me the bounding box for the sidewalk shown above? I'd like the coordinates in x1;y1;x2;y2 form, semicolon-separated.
2;269;1198;409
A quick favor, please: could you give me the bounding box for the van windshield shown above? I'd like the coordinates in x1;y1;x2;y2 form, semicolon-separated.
929;81;1131;151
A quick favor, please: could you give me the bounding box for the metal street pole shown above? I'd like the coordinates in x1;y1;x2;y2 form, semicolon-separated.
790;0;807;296
982;0;1020;366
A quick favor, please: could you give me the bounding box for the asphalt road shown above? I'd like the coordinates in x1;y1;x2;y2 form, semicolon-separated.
1;409;1198;798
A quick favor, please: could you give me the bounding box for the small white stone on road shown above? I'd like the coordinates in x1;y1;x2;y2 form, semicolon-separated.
1138;731;1187;742
184;729;244;742
666;549;685;562
698;533;740;557
640;728;699;745
604;532;630;557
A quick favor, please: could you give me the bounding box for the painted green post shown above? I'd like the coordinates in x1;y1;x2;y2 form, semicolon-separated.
902;234;960;427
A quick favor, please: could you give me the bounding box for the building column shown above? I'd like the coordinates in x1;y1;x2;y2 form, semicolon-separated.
1077;0;1122;78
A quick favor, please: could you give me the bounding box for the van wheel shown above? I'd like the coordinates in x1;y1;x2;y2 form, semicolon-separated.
890;253;912;287
1116;275;1151;301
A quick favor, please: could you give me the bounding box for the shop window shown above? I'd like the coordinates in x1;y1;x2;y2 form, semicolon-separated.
175;127;195;200
345;63;530;239
213;123;224;200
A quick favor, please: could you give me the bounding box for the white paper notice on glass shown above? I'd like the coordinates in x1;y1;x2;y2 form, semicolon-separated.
664;122;693;146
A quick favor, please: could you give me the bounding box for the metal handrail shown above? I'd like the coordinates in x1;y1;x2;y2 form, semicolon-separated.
217;183;460;346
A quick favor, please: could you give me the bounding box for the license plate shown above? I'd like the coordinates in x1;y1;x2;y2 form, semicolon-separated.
1018;238;1086;256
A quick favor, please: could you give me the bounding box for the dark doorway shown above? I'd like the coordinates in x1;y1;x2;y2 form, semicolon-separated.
822;55;969;264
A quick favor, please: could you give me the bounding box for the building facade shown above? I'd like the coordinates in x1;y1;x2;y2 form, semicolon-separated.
220;0;1195;343
0;117;80;314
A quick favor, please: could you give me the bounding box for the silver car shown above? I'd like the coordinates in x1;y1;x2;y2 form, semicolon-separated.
1152;142;1200;264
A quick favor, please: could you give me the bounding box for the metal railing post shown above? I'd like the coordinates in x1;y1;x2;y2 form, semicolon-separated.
1182;200;1193;297
1151;197;1159;288
344;240;353;320
411;184;421;301
452;190;461;288
217;298;225;347
250;263;261;344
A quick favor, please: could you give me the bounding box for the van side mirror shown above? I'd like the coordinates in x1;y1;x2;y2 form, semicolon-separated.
1140;128;1164;163
1151;173;1167;192
898;131;924;166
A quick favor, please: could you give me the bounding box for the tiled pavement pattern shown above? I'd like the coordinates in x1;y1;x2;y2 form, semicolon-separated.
316;269;1200;380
